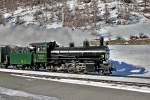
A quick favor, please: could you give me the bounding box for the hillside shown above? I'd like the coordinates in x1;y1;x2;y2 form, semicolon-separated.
0;0;150;43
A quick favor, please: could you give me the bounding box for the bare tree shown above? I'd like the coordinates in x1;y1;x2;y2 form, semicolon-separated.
91;0;99;28
104;4;110;23
62;0;69;27
144;0;147;9
0;14;5;25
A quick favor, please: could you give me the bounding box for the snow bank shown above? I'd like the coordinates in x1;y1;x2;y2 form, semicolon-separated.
110;45;150;77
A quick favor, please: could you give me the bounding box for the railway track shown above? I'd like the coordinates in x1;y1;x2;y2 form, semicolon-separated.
12;73;150;88
111;75;150;80
0;68;150;89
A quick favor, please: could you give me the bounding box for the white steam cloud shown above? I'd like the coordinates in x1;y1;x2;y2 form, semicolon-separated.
0;24;95;47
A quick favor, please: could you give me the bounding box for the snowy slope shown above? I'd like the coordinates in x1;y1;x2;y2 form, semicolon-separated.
0;0;148;29
0;0;149;41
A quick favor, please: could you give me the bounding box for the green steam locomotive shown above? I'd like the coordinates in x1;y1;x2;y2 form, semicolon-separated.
0;38;113;75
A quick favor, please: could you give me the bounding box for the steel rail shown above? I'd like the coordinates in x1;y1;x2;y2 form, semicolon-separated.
0;68;150;88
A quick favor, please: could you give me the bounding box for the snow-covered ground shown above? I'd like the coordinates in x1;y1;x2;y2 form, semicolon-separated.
110;45;150;77
99;20;150;39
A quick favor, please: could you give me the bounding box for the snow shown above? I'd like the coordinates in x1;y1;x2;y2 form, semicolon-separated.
46;22;62;29
1;0;148;30
11;74;150;94
0;87;59;100
99;20;150;39
110;45;150;77
67;0;78;10
3;6;63;29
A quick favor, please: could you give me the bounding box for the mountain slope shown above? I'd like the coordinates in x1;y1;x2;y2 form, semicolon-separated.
0;0;150;40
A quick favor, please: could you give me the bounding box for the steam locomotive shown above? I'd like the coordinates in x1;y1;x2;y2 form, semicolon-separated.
0;37;113;75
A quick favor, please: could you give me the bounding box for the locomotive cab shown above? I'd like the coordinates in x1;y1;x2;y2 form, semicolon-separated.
29;41;58;70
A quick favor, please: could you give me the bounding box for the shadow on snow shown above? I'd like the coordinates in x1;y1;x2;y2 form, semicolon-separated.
110;60;148;76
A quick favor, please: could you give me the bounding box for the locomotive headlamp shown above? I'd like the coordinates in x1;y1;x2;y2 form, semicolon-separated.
101;55;105;59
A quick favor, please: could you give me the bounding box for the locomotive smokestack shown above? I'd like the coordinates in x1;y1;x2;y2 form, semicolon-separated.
83;40;90;47
69;42;75;47
100;37;104;46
